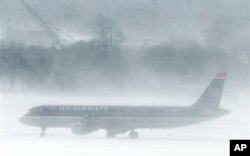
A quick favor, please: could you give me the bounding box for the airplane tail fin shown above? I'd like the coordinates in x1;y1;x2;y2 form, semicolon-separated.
192;72;226;110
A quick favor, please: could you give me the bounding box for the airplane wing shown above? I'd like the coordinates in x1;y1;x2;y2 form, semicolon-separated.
82;115;130;134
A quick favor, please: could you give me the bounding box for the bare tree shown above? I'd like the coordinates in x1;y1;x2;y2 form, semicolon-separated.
91;14;124;55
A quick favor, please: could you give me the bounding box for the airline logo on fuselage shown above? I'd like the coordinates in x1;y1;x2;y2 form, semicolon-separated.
59;106;109;112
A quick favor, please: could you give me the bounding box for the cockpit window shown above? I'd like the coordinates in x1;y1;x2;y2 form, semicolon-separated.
27;106;47;115
27;106;58;115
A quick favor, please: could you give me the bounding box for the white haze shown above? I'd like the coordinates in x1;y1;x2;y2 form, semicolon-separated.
0;0;250;156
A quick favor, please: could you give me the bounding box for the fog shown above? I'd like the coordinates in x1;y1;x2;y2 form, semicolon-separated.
0;0;250;156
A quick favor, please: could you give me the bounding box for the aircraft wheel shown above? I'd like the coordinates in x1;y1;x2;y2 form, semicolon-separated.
40;127;46;137
106;132;116;138
40;132;46;137
129;131;139;139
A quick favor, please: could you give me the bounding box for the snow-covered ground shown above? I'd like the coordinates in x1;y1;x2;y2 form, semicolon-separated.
0;93;249;156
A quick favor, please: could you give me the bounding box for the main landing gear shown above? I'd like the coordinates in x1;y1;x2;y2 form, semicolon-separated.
106;131;116;138
106;130;139;139
129;130;139;139
40;127;46;137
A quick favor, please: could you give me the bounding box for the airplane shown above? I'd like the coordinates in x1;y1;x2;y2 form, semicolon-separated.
19;72;229;138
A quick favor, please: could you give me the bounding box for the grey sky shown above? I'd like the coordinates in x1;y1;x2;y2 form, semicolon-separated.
0;0;249;44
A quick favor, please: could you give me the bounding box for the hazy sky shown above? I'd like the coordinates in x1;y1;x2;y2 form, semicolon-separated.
0;0;249;44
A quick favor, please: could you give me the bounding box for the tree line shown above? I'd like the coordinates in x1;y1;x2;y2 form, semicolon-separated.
0;15;248;93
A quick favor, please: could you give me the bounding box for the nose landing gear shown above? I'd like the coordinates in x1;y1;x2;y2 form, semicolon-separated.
40;127;46;137
129;130;139;139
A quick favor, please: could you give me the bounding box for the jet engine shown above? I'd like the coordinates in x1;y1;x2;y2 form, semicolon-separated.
71;121;97;135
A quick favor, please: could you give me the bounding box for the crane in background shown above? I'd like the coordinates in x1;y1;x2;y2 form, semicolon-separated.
20;0;61;47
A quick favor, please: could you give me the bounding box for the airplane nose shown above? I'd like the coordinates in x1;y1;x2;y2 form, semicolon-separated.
19;115;33;126
19;116;26;124
19;116;24;123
